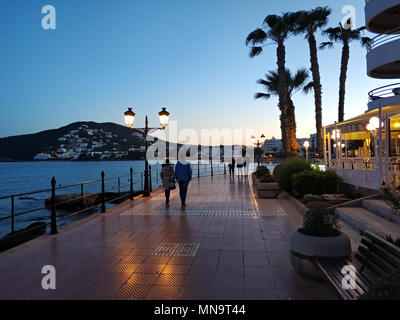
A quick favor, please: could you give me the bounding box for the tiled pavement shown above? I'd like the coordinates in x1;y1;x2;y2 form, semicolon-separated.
0;175;337;300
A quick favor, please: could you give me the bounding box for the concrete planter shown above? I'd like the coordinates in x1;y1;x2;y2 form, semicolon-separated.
257;182;280;198
290;230;351;280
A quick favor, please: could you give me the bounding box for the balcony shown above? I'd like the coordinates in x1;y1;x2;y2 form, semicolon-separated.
365;0;400;34
367;27;400;79
368;82;400;110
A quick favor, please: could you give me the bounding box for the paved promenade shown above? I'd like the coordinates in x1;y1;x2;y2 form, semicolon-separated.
0;175;336;300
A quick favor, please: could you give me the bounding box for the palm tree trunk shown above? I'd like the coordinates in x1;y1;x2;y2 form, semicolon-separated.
276;40;291;155
286;98;299;154
308;33;323;156
338;42;350;123
279;104;288;154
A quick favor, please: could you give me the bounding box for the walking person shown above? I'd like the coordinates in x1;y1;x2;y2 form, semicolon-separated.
236;157;244;176
160;159;175;207
229;157;236;177
175;159;192;209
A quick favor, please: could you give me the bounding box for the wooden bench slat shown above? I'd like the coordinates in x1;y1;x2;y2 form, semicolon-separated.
326;258;366;298
358;245;397;274
328;257;371;293
361;238;400;270
364;231;400;260
315;258;353;300
315;258;366;300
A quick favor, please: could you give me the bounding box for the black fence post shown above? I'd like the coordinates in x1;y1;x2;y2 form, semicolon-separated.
224;163;226;175
50;177;58;234
130;168;134;200
11;196;15;234
211;160;214;176
80;184;84;208
101;171;106;213
198;161;200;179
149;165;153;192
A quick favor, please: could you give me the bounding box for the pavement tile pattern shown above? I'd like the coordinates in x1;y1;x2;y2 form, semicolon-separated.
0;175;337;300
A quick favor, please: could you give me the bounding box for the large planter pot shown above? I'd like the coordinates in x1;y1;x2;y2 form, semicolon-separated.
290;230;351;280
257;182;280;198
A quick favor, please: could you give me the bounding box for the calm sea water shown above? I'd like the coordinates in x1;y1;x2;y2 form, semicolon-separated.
0;161;162;238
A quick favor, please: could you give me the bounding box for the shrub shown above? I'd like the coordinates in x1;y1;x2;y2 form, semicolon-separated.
303;194;321;203
292;169;343;197
381;187;400;215
386;234;400;248
259;175;276;183
275;158;312;192
300;208;341;237
273;164;282;177
360;269;400;300
255;166;270;178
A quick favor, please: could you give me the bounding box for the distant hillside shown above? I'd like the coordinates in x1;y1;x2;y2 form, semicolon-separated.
0;122;146;161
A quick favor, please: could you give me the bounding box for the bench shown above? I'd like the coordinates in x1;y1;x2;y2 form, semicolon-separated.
314;230;400;300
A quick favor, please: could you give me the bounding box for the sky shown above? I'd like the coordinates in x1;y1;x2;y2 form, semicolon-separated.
0;0;394;144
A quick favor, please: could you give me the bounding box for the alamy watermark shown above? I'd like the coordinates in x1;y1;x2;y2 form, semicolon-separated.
341;265;356;290
341;5;356;30
41;5;56;30
41;265;56;290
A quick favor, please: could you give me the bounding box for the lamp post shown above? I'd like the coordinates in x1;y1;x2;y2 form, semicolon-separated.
251;134;266;167
124;107;170;197
367;116;383;169
303;141;310;162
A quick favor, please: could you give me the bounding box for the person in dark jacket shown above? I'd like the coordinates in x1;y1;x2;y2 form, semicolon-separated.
229;157;236;177
174;160;192;208
160;159;175;206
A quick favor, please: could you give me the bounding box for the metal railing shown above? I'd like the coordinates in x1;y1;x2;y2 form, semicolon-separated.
368;26;400;52
0;168;146;237
368;82;400;102
0;162;230;242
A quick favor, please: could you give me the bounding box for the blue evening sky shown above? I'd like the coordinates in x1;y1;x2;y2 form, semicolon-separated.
0;0;392;142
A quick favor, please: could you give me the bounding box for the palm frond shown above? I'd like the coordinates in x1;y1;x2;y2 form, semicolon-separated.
361;36;372;49
254;93;271;100
246;28;267;46
249;46;263;58
319;41;334;50
264;15;280;28
291;68;310;89
303;82;314;94
322;27;342;42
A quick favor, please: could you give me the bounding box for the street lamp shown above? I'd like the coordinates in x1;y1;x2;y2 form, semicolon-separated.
367;116;383;163
251;134;266;167
303;141;310;162
124;107;170;197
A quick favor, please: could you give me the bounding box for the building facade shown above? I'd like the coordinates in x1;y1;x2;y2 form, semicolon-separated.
322;0;400;190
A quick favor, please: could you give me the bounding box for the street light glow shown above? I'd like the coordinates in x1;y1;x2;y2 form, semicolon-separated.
124;108;135;128
159;108;170;129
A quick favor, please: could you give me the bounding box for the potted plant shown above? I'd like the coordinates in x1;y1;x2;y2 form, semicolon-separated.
257;174;280;198
252;166;269;186
290;208;351;280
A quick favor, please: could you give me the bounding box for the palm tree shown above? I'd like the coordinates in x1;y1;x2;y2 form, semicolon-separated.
255;68;314;155
320;23;372;122
246;13;298;154
293;7;331;157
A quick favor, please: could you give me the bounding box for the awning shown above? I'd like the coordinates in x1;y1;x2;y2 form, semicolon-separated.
324;105;400;131
342;132;370;140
